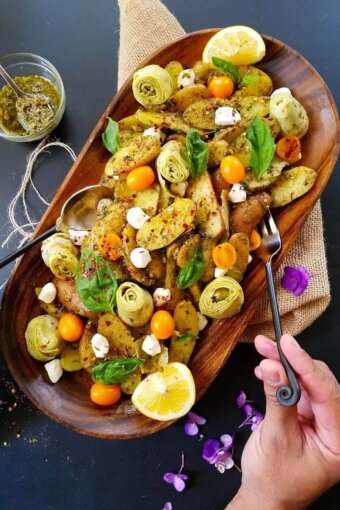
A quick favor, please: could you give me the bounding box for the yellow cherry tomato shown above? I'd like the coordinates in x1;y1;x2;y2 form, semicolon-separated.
151;310;175;340
276;136;301;163
220;156;245;184
126;165;155;191
249;230;262;251
58;313;84;342
212;242;237;270
97;232;123;261
90;383;121;406
208;76;234;98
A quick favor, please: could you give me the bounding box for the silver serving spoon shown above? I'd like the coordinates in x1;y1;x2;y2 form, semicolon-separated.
0;64;55;133
0;185;113;270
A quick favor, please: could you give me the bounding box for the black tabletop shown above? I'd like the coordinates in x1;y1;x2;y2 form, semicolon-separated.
0;1;339;509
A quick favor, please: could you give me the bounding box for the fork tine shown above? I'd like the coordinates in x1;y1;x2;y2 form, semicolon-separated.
266;209;278;234
260;219;268;237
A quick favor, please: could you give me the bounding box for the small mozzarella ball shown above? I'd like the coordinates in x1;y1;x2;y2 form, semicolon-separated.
68;229;89;246
142;334;161;357
153;288;171;307
215;107;241;127
178;69;195;88
228;183;247;204
143;126;162;141
271;87;291;98
97;198;114;217
130;247;152;268
197;312;208;331
126;207;150;229
91;333;110;358
214;267;227;278
45;359;63;383
38;282;57;304
248;254;253;264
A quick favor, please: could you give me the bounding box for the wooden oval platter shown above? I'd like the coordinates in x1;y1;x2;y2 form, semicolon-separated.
1;30;339;439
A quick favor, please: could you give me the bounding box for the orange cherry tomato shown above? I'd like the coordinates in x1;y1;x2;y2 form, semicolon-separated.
90;383;121;406
276;136;301;163
126;165;155;191
249;230;262;251
208;76;234;99
212;242;237;270
97;232;123;261
220;156;245;184
58;313;84;342
151;310;175;340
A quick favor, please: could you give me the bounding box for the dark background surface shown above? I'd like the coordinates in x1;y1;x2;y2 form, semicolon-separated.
0;1;339;509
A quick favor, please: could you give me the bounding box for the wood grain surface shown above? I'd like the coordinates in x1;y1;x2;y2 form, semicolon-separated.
1;30;339;439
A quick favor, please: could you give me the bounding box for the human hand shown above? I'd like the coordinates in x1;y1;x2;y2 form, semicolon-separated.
227;334;340;510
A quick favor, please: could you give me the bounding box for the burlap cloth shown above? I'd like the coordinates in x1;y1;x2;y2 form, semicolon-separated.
117;0;330;342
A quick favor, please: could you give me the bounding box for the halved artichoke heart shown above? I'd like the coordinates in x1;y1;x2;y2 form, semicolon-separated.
199;276;244;319
156;140;189;194
116;282;154;327
132;64;173;107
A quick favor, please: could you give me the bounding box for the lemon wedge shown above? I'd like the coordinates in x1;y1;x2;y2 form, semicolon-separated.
131;362;196;421
203;26;266;66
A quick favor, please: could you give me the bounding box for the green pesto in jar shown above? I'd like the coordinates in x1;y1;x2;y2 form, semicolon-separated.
0;75;61;135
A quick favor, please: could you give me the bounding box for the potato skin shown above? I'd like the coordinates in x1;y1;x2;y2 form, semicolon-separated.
172;84;209;112
104;135;161;177
230;192;271;237
269;166;317;207
54;278;96;320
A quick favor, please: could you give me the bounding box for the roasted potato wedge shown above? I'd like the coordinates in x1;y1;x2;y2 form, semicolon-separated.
188;282;202;307
176;234;201;268
60;343;83;372
35;287;65;319
228;233;250;273
213;123;247;144
135;108;195;134
120;370;142;394
169;300;199;364
220;189;230;239
83;203;128;250
186;172;225;239
172;84;210;112
192;60;210;81
118;114;144;131
208;140;230;168
98;312;136;357
183;99;217;130
211;169;231;199
105;135;161;177
165;60;183;91
230;191;271;237
135;338;169;374
234;66;273;99
238;96;270;122
269;166;317;207
133;184;160;216
136;198;196;251
244;155;288;191
118;130;142;147
122;224;158;286
164;243;184;310
78;323;97;371
54;278;97;320
201;238;217;283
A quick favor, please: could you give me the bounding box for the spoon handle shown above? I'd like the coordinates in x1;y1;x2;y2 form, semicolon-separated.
0;64;23;97
0;225;56;270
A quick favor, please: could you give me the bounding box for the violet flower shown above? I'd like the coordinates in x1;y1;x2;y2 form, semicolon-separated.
184;411;207;436
281;266;309;297
202;434;235;473
163;452;188;492
239;403;264;431
162;503;172;510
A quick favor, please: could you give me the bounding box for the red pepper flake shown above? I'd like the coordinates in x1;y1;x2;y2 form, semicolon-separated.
183;223;189;229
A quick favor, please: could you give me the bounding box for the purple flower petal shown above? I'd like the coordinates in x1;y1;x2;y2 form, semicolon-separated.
178;473;188;481
236;391;246;408
163;472;176;484
173;475;186;492
184;420;199;436
242;403;254;416
162;503;172;510
281;266;309;296
220;434;233;450
188;411;207;425
202;439;220;463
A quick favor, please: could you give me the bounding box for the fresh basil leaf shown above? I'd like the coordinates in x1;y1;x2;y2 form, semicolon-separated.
212;56;240;83
176;246;206;290
175;334;196;342
102;118;120;155
75;247;118;313
186;129;209;178
246;115;276;179
92;358;144;385
239;75;258;88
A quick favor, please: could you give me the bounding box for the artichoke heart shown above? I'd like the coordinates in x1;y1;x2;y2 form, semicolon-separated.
132;64;173;107
199;276;244;319
25;314;66;362
270;90;309;139
41;233;79;280
156;140;189;193
116;282;154;327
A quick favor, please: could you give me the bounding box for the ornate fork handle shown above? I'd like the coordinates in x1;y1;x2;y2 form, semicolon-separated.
265;261;301;407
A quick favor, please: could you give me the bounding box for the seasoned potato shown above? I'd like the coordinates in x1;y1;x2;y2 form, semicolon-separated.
164;244;184;310
120;370;142;394
244;155;288;191
176;234;201;268
169;300;199;364
220;189;230;239
238;96;270;122
213;123;247;144
118;130;142;147
201;238;217;283
104;135;161;177
211;168;231;199
230;132;251;168
208;140;230;168
35;287;65;319
269;166;317;207
135;338;169;374
118;114;144;131
165;60;183;91
172;84;209;112
234;66;273;99
188;282;202;307
133;184;160;216
264;117;281;139
54;278;97;320
186;172;225;239
78;322;97;370
98;312;136;357
135;109;194;134
228;233;250;273
230;191;271;237
83;203;128;250
60;343;83;372
183;99;217;130
157;185;174;211
136;198;196;250
122;224;158;286
192;60;210;81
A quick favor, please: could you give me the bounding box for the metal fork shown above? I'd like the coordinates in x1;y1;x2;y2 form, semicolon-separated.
258;210;301;407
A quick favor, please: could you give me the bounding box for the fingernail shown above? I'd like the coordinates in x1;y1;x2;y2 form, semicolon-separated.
284;334;302;351
260;368;281;385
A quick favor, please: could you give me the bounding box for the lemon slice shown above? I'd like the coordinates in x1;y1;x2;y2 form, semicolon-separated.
203;26;266;66
131;362;196;421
